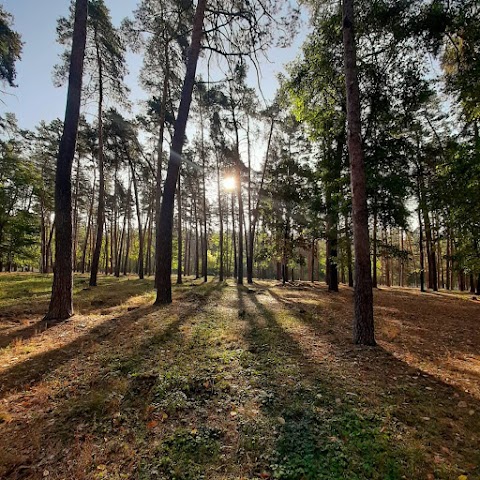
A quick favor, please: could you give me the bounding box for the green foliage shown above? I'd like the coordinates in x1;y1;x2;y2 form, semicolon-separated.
55;0;128;102
0;5;22;88
0;120;42;268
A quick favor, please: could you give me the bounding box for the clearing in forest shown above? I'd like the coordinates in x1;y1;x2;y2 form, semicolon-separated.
0;274;479;479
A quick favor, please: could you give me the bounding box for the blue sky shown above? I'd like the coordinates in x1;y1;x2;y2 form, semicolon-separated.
1;0;307;131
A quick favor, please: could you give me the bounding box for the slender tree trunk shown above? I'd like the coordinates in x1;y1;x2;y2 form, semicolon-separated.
154;41;170;289
81;175;95;274
372;208;378;288
72;154;81;271
89;26;105;287
115;210;127;277
326;191;338;292
310;238;316;283
45;0;87;320
400;228;404;287
104;221;109;274
232;115;244;285
246;115;253;284
232;193;237;281
342;0;375;345
345;214;354;287
418;205;425;293
123;216;131;276
128;157;144;279
446;227;451;290
177;174;183;284
194;194;200;279
216;153;224;282
155;0;206;303
248;117;274;284
201;120;208;283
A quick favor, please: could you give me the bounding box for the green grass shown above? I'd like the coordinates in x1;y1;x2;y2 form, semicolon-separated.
1;277;478;479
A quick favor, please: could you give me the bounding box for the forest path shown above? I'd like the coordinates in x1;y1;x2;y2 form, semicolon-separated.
0;279;479;479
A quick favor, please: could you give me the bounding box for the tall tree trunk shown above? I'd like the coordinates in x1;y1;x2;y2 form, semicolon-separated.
104;221;109;274
248;117;274;284
446;227;451;290
194;194;200;279
72;154;81;270
155;0;206;303
418;204;425;293
201;119;208;283
115;209;127;277
216;153;224;281
326;190;338;292
89;25;105;287
177;174;183;284
232;113;244;285
81;174;95;274
400;228;404;287
345;213;354;287
45;0;88;320
246;115;253;284
310;238;316;283
123;216;131;276
342;0;375;345
232;193;237;281
128;157;144;279
154;40;170;289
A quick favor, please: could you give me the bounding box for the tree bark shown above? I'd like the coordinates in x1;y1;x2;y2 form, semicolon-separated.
45;0;88;321
176;173;183;284
89;24;105;287
342;0;375;345
154;40;170;289
216;152;224;281
155;0;206;303
248;117;274;284
128;156;144;279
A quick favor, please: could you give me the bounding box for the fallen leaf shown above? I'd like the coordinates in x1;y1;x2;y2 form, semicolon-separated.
146;420;158;430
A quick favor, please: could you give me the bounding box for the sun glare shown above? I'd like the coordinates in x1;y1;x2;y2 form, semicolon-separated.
223;176;236;191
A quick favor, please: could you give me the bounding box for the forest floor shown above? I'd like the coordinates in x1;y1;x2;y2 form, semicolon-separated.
0;273;479;480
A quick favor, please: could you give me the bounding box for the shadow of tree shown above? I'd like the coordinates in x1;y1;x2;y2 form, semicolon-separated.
0;281;224;399
238;286;480;479
0;281;226;479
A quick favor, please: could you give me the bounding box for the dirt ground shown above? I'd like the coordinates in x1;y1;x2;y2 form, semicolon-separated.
0;274;479;479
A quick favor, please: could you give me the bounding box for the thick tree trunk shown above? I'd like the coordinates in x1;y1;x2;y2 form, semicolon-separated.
342;0;375;345
155;0;206;303
45;0;87;321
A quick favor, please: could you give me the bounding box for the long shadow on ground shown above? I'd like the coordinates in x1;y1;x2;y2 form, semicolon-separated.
0;278;156;349
0;282;222;399
1;281;226;479
238;286;480;479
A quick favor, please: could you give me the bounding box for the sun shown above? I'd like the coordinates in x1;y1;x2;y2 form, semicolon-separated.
223;176;236;191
